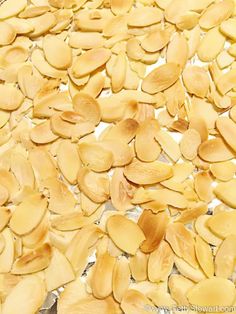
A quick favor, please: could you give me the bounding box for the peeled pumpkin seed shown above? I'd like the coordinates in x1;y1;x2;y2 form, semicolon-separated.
106;215;145;255
72;48;111;78
187;277;235;307
124;159;173;185
198;138;235;162
112;256;130;302
43;35;72;70
148;240;174;283
142;62;181;94
0;0;27;19
215;235;236;278
166;223;197;268
0;22;16;46
138;210;169;253
9;193;47;236
182;66;210;98
11;243;52;274
197;27;225;62
110;0;133;15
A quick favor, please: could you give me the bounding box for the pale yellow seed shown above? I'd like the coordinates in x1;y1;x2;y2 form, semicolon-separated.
110;0;133;15
72;48;111;78
0;85;24;111
197;27;225;62
124;159;173;185
128;7;163;27
0;22;16;46
107;215;145;255
199;0;234;29
43;35;72;70
141;29;170;53
142;63;181;94
111;51;126;93
195;235;214;278
166;33;189;68
0;0;27;19
198;138;235;162
187;277;235;307
182;66;210;98
155;130;181;162
180;129;201;160
210;160;236;181
208;210;236;238
217;68;236;95
215;235;236;278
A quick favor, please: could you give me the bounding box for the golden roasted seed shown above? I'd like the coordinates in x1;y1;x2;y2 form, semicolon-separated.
166;223;197;268
187;277;235;307
72;48;111;78
106;215;145;255
124;159;173;185
142;63;181;94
